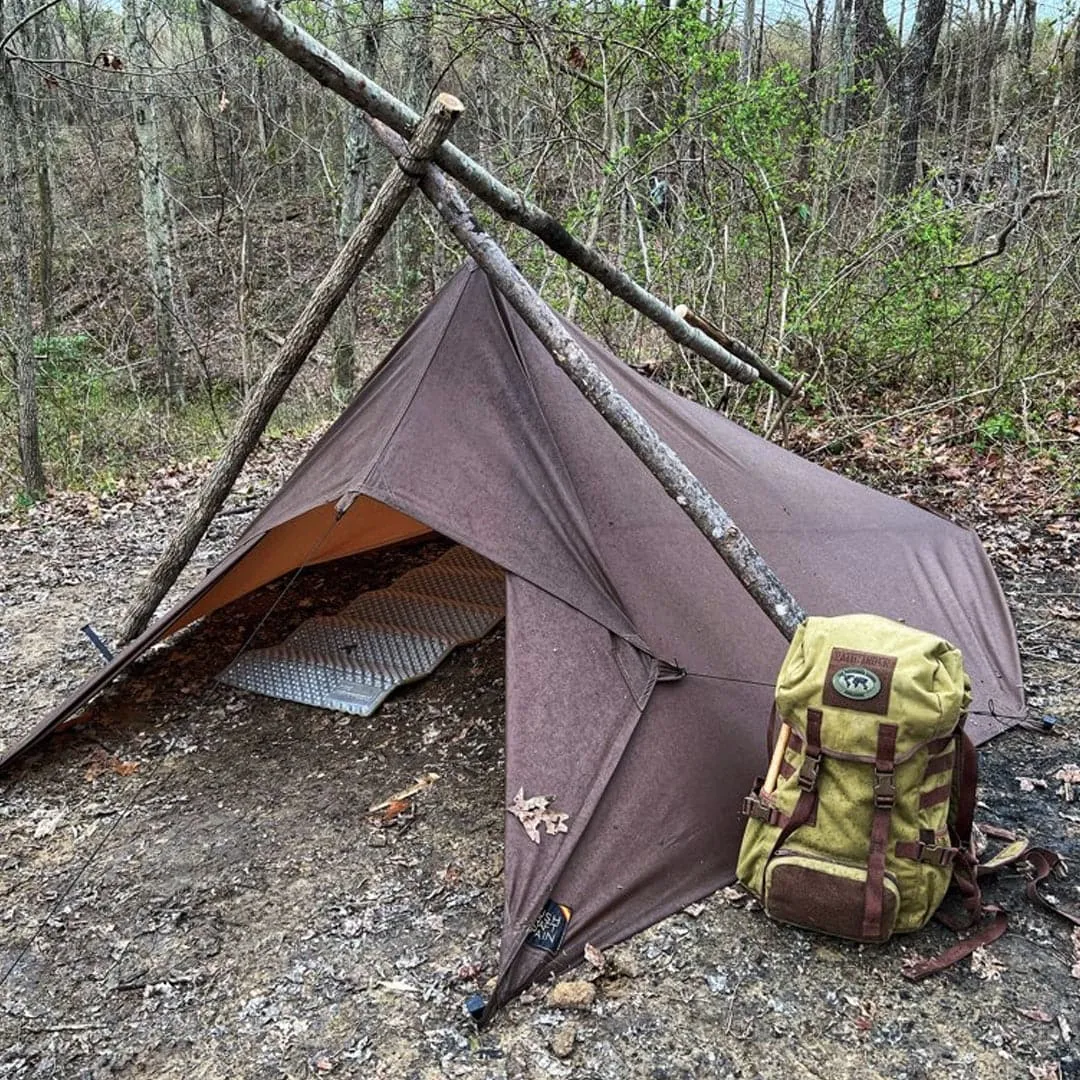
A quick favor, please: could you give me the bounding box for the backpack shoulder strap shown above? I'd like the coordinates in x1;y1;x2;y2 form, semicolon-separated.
951;731;978;846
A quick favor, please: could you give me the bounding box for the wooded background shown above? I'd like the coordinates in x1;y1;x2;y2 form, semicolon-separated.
1;0;1078;497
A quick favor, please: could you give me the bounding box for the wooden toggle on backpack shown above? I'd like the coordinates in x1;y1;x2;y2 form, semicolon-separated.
736;614;1076;972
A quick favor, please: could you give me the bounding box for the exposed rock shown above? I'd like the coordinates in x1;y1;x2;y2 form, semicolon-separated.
550;1023;577;1059
547;980;596;1010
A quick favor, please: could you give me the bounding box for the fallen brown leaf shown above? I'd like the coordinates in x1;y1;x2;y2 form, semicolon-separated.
83;747;139;781
970;947;1006;981
368;771;439;813
370;798;414;828
507;788;569;845
1017;1007;1055;1023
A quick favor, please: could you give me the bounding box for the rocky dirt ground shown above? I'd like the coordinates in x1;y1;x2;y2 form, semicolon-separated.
1;439;1078;1080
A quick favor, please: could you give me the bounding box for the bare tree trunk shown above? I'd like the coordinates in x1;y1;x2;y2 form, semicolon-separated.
1017;0;1037;73
31;7;55;346
124;0;184;405
117;94;464;644
392;0;435;304
847;0;946;196
331;0;383;396
828;0;851;136
195;0;229;181
850;0;891;126
889;0;946;195
1;7;46;496
741;0;757;83
798;0;827;179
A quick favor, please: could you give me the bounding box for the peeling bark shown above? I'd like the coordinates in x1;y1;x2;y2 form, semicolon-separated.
124;0;184;404
331;0;383;395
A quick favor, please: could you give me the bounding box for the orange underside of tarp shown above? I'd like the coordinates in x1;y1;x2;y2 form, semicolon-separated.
165;496;433;637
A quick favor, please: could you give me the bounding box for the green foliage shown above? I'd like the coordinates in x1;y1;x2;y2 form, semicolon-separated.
789;188;1034;394
975;411;1021;447
37;332;96;373
0;337;240;493
3;0;1074;502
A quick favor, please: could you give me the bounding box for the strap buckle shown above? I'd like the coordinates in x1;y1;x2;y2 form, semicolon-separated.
741;794;780;825
873;768;896;808
798;753;821;791
920;842;956;867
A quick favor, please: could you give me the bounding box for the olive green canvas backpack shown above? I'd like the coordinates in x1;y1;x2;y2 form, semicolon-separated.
737;613;1078;972
737;614;975;946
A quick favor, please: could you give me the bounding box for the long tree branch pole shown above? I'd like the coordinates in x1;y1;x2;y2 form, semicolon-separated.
367;117;806;638
207;0;794;397
116;94;465;644
674;303;788;395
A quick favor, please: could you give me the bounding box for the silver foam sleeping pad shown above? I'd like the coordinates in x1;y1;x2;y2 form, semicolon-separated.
218;545;505;715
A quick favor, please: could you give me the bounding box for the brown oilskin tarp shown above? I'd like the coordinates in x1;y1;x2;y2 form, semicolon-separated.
3;263;1024;1015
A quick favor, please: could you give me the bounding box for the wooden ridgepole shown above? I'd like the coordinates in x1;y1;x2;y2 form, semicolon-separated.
366;117;807;639
206;0;795;397
673;304;790;396
116;94;465;644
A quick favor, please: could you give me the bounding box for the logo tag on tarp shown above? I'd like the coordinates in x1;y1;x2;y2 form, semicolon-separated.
525;899;572;954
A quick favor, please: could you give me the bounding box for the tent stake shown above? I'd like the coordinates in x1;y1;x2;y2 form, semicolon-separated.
364;117;806;639
206;0;794;396
116;94;465;644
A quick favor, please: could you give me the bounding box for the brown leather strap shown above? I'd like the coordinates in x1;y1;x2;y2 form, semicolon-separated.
862;723;898;942
766;710;823;856
919;781;953;809
923;750;955;778
926;735;955;755
1025;848;1080;927
937;848;984;931
902;908;1008;981
951;733;978;846
796;709;823;792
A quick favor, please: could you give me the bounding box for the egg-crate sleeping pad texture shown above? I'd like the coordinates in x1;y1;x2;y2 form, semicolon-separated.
218;546;505;716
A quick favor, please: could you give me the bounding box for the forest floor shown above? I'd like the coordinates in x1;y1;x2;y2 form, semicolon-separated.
1;430;1079;1080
